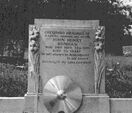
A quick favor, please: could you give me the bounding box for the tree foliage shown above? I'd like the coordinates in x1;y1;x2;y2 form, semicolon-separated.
0;0;132;56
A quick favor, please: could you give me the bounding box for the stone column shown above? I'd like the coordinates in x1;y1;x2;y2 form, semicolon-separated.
94;26;105;94
24;25;40;113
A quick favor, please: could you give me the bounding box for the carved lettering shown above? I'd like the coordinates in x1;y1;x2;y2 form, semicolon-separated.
40;28;94;65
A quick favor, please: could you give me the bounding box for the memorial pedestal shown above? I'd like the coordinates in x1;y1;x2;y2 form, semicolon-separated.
24;19;107;113
36;94;110;113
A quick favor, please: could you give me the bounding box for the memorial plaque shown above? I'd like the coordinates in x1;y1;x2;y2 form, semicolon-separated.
40;26;96;93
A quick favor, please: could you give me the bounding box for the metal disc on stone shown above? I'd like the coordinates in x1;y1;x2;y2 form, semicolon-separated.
43;76;82;113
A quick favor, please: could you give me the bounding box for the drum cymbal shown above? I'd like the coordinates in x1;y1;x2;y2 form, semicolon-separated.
43;76;82;113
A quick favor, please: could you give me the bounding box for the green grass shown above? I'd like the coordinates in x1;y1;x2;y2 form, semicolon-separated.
0;63;27;97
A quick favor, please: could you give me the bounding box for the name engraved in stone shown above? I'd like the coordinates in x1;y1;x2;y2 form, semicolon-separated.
41;28;94;65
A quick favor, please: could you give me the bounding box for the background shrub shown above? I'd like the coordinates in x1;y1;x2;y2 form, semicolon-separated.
105;55;132;98
0;63;27;97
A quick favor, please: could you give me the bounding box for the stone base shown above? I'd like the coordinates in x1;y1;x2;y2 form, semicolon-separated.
37;94;49;113
37;94;109;113
23;93;38;113
78;94;110;113
24;93;109;113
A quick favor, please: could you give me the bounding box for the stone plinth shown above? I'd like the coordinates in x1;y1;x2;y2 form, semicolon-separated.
37;94;110;113
24;93;38;113
79;94;110;113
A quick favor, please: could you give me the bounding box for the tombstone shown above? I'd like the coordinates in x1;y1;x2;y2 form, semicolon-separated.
24;19;109;113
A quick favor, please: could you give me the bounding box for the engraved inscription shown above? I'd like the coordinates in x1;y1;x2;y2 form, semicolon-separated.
40;28;94;65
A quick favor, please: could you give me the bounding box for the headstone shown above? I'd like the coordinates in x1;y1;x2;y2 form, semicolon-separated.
40;24;96;93
24;19;108;113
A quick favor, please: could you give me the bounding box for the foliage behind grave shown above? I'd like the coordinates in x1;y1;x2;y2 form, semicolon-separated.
106;55;132;98
0;63;27;97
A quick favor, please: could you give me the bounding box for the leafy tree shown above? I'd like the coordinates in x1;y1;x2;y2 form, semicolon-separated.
0;0;132;56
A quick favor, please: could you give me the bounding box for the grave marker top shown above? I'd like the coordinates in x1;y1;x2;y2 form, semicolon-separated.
35;19;99;28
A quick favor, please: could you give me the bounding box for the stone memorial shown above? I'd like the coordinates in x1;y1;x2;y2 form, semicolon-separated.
24;19;109;113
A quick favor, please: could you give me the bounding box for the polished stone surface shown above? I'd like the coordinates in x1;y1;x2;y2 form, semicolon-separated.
39;22;98;93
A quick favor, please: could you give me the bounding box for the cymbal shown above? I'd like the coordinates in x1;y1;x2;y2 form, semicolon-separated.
43;76;82;113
